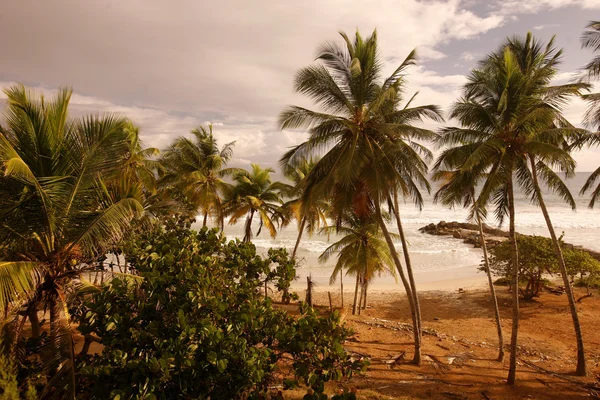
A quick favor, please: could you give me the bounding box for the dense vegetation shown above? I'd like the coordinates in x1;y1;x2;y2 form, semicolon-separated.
3;20;600;398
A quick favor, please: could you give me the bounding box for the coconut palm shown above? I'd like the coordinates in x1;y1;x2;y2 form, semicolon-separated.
579;21;600;207
161;124;237;227
319;214;397;315
438;33;588;383
432;163;504;362
282;157;329;259
224;164;286;243
279;30;442;363
0;84;145;397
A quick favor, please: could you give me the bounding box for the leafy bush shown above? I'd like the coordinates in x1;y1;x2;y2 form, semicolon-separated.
484;235;600;300
73;218;365;399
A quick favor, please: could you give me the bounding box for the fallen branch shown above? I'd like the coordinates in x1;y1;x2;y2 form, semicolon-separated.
576;293;593;303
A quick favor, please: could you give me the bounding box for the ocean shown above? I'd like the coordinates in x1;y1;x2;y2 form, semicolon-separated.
192;172;600;291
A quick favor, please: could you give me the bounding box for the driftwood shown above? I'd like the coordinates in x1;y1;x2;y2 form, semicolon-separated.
543;285;564;295
576;293;593;303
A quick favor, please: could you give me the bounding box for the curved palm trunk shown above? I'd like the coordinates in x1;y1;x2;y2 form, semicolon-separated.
243;209;255;243
352;273;360;315
476;212;504;361
202;211;208;227
292;216;307;259
507;176;520;385
392;191;422;345
374;201;421;364
530;158;586;376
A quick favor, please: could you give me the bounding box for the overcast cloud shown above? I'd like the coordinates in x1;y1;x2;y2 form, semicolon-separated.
1;0;600;172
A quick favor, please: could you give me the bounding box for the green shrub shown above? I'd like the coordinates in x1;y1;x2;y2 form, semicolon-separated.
73;219;365;399
484;235;600;300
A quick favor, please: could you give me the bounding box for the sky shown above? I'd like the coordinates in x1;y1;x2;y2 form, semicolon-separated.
1;0;600;173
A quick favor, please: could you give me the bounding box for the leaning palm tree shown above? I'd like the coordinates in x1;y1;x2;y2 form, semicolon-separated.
0;84;145;397
319;214;397;315
224;164;286;243
438;33;588;383
279;30;441;364
282;157;329;259
432;164;504;362
161;124;237;227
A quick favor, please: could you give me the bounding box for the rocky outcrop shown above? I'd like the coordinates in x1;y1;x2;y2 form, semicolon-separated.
419;221;600;260
419;221;508;250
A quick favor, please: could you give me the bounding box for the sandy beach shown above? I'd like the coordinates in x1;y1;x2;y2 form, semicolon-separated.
278;284;600;399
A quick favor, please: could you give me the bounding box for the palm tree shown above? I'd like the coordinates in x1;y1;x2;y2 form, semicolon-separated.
282;158;329;259
0;84;145;397
432;164;504;362
224;164;286;243
438;33;588;383
161;124;237;227
580;21;600;207
279;30;441;363
319;214;397;315
122;122;163;195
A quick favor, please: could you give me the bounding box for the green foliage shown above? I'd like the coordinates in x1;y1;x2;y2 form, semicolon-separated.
485;235;600;299
73;219;364;399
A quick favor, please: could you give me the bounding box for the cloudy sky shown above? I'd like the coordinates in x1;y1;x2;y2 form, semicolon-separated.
1;0;600;172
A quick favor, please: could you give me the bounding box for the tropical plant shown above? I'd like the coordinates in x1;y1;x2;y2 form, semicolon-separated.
279;30;442;363
319;214;397;315
0;84;146;397
437;33;588;382
579;21;600;207
73;219;365;398
432;166;505;361
487;235;600;299
160;124;237;227
282;157;329;259
224;163;287;243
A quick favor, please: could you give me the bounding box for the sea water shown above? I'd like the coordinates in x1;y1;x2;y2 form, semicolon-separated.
192;172;600;290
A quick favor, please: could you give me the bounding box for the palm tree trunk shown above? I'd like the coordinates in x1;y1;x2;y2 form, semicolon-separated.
363;279;369;310
292;217;307;259
244;209;255;243
203;211;208;228
392;191;422;346
340;269;344;309
374;201;421;364
28;304;40;339
352;273;360;315
507;176;520;385
530;158;586;376
357;278;364;316
476;211;504;361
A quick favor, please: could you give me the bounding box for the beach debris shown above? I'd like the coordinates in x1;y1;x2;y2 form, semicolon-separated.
434;317;441;321
458;288;465;294
385;352;406;368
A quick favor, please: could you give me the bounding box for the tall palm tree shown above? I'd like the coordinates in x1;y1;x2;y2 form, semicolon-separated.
319;215;397;315
279;30;441;363
161;124;237;227
0;84;145;397
432;164;504;361
224;164;286;243
580;21;600;206
438;33;588;383
282;157;329;259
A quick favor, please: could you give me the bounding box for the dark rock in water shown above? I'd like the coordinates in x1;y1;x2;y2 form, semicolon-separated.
420;220;600;261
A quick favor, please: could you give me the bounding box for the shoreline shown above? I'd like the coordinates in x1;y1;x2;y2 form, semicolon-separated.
289;265;488;294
